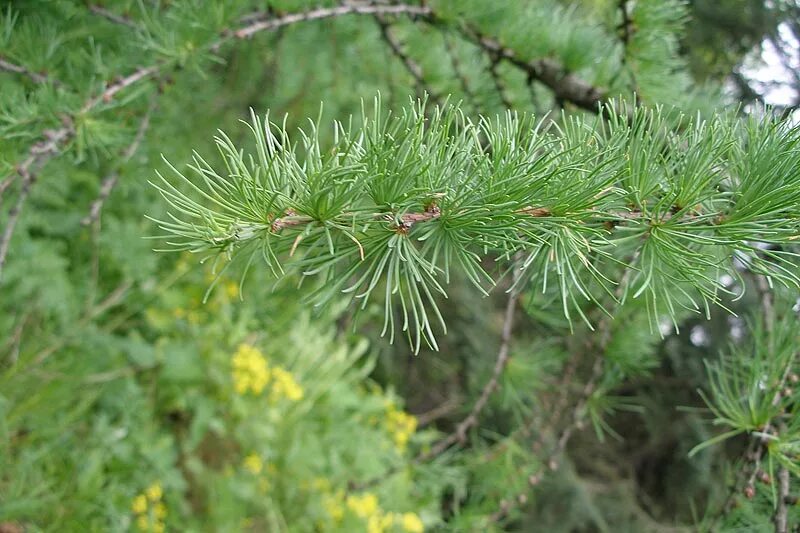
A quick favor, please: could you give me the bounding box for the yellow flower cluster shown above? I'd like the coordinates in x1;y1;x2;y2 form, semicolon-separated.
399;513;424;533
131;482;166;533
232;344;270;395
231;344;304;402
223;281;239;299
322;489;346;523
269;367;304;402
345;493;424;533
385;403;418;451
243;453;263;474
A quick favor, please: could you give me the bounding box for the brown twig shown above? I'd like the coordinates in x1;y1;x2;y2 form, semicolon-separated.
775;467;791;533
32;280;132;366
488;53;513;110
487;260;639;523
82;99;156;226
419;275;520;460
0;57;62;86
233;3;431;40
453;26;606;113
87;4;139;29
710;275;795;528
6;2;431;277
374;15;442;105
81;66;161;112
489;348;606;523
443;34;478;112
0;126;72;281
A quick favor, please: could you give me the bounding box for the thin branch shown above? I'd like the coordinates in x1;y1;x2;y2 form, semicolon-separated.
612;0;638;94
415;396;462;428
419;279;520;460
488;261;637;523
488;53;513;110
443;34;478;112
87;4;139;29
618;0;634;47
374;14;442;105
0;126;72;281
233;3;431;40
5;2;431;277
775;467;791;533
711;276;797;527
450;25;606;113
82;99;156;226
80;66;160;113
489;345;605;523
0;57;61;86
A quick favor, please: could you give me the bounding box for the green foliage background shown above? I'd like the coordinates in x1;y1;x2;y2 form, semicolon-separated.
1;0;799;531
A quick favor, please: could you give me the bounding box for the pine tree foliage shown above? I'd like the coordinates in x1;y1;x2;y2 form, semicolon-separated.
152;100;800;351
1;0;800;531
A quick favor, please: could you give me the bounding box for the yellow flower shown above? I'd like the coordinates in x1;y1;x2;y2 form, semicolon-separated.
136;515;149;531
269;367;304;402
152;521;165;533
323;492;345;522
366;512;396;533
232;344;271;395
346;492;379;518
145;482;163;502
243;453;263;474
131;494;148;514
312;477;331;491
400;512;424;533
224;281;239;299
385;405;418;451
153;502;167;519
367;514;387;533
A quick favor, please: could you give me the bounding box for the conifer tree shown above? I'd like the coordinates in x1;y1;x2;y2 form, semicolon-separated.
1;1;798;531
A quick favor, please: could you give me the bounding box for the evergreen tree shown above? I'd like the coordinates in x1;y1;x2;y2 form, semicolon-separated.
1;1;798;531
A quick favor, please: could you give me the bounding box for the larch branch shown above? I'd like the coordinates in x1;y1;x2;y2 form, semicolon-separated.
420;274;520;460
82;99;156;226
0;57;61;87
374;14;442;105
233;3;431;40
87;4;139;29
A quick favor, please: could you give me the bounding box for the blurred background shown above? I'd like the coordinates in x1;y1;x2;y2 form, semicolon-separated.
1;1;800;531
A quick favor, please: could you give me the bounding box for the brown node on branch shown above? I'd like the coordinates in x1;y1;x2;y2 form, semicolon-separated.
270;208;298;232
519;206;551;217
394;203;442;234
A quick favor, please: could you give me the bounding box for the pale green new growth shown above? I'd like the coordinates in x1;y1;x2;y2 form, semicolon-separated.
150;98;800;352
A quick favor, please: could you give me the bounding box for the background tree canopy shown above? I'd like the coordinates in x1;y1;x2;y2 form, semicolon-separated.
1;1;800;532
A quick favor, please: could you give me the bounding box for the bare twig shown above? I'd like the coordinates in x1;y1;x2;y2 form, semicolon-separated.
420;279;520;460
0;126;72;281
0;57;61;86
32;280;133;366
8;3;433;277
87;4;139;29
375;15;441;104
488;261;638;523
711;275;795;528
82;99;156;226
775;467;791;533
443;34;478;112
81;66;160;112
488;54;513;110
415;396;463;427
489;348;605;523
233;3;431;40
452;26;606;113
